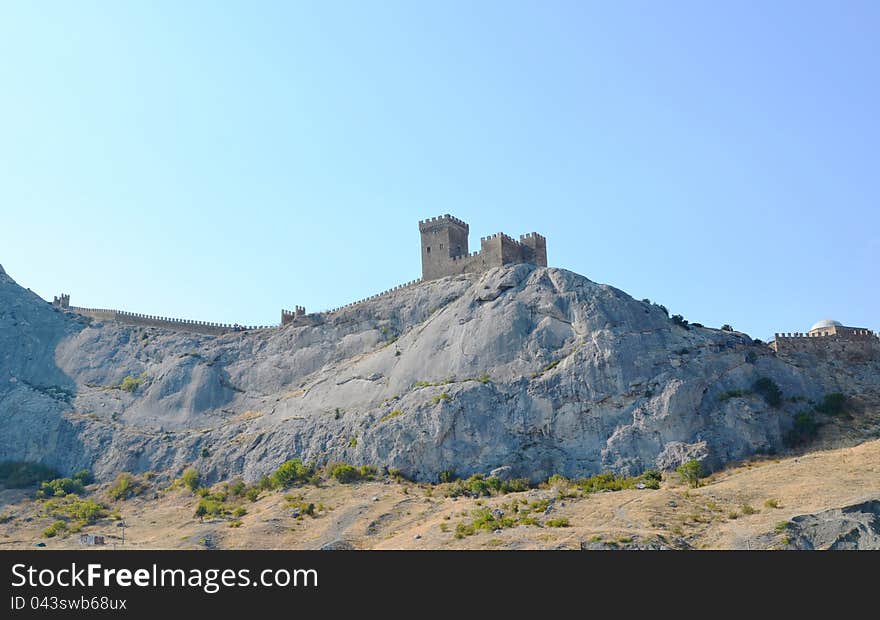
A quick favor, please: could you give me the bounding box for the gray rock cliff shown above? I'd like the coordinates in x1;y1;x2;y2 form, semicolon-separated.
0;264;876;482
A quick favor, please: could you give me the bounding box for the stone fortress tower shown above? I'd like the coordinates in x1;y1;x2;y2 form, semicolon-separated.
419;214;547;281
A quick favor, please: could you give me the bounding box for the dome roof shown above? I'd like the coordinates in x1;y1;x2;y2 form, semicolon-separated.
810;319;843;331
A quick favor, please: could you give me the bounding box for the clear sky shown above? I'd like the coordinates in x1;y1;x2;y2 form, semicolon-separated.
1;1;877;340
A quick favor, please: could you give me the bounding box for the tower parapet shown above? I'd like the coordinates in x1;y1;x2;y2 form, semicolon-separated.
53;293;70;309
419;215;548;281
281;306;307;326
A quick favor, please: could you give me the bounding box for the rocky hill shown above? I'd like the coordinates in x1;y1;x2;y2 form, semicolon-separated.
1;262;877;483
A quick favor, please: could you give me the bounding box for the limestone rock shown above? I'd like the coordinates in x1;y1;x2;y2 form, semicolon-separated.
0;263;878;484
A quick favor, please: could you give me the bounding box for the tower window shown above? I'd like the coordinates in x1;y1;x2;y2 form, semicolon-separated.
426;246;431;253
440;243;443;249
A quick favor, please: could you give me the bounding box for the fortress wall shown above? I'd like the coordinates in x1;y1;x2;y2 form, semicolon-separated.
69;307;118;322
324;278;423;315
67;306;272;336
773;332;880;362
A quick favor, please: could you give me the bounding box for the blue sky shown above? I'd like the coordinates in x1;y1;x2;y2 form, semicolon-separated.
1;1;877;340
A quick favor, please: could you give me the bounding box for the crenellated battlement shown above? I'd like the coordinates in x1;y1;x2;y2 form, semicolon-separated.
418;214;469;232
281;305;308;326
771;321;879;361
421;215;548;281
50;215;549;335
56;296;273;335
520;232;545;242
323;279;422;314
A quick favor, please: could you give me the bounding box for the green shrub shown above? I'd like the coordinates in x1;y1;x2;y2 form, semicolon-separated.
180;468;201;493
228;479;247;496
430;392;451;405
753;378;783;408
719;389;750;402
676;460;705;488
671;314;689;328
438;469;457;483
785;411;820;447
43;520;68;538
326;462;375;484
741;504;757;515
72;470;94;485
107;473;145;501
764;498;780;509
37;477;86;498
721;324;734;332
119;375;142;393
200;448;211;458
0;461;60;488
575;470;662;493
640;469;663;489
774;520;791;533
270;459;315;489
42;496;107;525
194;498;226;520
545;518;570;528
815;393;846;416
245;487;261;502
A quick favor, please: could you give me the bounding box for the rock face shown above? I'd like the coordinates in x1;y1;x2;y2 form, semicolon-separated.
1;264;877;483
784;499;880;550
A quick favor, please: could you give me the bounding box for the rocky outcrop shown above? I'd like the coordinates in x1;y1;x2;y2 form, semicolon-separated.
1;263;877;483
783;499;880;550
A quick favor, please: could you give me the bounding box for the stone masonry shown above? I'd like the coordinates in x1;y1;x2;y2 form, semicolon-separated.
51;215;549;335
418;214;547;281
771;322;879;362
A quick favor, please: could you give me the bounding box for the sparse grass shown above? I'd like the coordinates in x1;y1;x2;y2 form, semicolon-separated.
379;410;404;423
740;504;758;516
764;498;780;509
532;359;561;378
774;520;791;533
430;392;450;405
